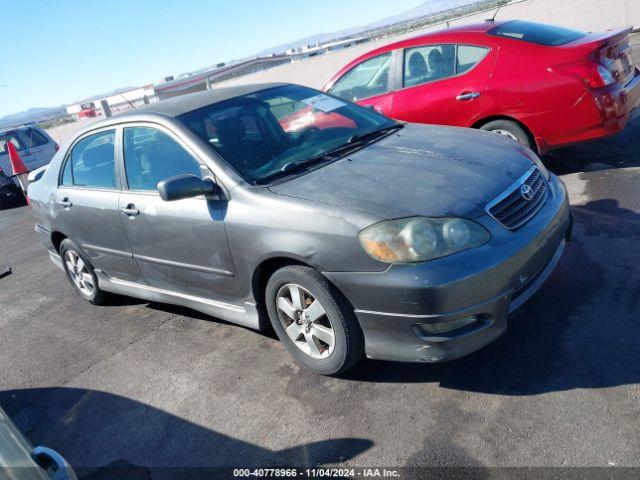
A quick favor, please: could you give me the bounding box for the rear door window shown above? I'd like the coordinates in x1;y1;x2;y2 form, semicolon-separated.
62;130;116;188
403;45;456;87
329;53;392;101
456;45;489;74
488;20;586;46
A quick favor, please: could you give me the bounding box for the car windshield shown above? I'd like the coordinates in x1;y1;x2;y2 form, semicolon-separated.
177;84;396;183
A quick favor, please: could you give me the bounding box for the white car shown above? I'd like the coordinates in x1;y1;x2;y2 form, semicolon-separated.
0;124;58;187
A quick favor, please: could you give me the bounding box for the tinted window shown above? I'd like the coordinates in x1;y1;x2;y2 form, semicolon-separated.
329;53;392;101
404;45;455;87
489;20;585;46
0;131;23;154
21;128;50;149
61;155;73;185
66;130;115;188
178;84;395;184
457;45;489;74
123;127;203;191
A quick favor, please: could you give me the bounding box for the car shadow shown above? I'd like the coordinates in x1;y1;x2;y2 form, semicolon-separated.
0;387;373;478
543;116;640;175
343;199;640;395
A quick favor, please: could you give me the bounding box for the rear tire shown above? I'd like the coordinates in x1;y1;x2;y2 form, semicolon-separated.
59;239;107;305
480;119;535;151
265;265;364;375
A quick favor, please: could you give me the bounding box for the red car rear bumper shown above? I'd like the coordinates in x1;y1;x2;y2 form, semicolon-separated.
535;68;640;153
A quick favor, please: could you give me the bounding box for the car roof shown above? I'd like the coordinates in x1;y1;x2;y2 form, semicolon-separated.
118;82;288;118
356;21;503;57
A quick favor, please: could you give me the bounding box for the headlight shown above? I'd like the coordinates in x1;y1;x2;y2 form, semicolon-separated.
523;148;550;180
359;217;490;263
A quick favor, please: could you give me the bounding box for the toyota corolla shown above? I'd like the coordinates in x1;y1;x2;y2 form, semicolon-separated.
28;83;572;375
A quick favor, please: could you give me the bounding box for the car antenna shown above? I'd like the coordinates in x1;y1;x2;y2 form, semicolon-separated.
485;3;504;22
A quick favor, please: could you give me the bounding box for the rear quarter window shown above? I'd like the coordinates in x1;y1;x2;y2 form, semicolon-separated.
457;45;489;74
488;20;586;46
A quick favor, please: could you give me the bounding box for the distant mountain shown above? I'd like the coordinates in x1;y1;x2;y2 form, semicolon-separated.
0;86;137;127
0;106;67;128
256;0;477;55
365;0;478;28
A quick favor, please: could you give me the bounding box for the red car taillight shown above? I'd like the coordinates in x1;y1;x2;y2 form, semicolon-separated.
553;61;616;89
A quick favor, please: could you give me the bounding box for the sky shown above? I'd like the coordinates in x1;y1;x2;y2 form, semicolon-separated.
0;0;423;117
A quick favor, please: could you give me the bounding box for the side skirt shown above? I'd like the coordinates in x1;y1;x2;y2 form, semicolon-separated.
94;270;262;330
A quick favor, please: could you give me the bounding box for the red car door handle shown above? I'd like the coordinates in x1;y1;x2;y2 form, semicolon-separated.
456;91;481;101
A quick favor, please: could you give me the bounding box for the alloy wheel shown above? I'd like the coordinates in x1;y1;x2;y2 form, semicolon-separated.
64;250;95;297
275;283;335;359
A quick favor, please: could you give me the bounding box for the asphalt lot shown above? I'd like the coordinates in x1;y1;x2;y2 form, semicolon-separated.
0;113;638;476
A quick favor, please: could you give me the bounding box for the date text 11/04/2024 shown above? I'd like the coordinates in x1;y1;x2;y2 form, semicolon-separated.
233;468;400;477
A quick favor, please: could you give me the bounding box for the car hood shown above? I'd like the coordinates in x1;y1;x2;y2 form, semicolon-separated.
268;123;537;219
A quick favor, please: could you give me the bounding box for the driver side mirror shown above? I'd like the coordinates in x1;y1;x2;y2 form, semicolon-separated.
157;174;218;201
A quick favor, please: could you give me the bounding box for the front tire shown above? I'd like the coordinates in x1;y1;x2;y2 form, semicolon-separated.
265;265;364;375
60;239;106;305
480;119;535;151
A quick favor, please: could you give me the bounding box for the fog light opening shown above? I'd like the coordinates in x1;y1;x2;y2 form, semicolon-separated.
415;314;492;337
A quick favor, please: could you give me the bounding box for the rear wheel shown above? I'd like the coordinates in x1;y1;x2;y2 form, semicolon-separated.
60;239;107;305
265;265;364;375
479;119;535;151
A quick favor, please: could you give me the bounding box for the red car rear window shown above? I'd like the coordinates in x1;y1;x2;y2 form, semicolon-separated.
488;20;586;46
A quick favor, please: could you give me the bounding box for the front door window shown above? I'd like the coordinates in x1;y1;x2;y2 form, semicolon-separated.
123;127;203;191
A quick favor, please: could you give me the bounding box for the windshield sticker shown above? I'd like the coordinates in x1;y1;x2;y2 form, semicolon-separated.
301;94;345;113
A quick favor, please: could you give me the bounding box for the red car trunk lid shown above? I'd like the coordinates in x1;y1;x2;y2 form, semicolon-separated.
570;27;636;85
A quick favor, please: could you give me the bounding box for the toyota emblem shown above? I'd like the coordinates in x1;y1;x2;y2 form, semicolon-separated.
520;184;534;201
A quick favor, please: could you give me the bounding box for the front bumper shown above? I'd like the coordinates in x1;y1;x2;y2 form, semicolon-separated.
324;175;572;363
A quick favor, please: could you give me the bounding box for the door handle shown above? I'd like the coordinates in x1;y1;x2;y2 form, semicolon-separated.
456;91;481;101
58;198;72;208
120;204;140;216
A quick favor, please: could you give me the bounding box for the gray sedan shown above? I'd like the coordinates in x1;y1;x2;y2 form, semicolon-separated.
28;83;571;375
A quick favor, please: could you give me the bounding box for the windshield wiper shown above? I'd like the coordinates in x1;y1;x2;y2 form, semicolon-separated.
255;123;404;184
283;124;404;172
346;123;404;145
280;142;359;173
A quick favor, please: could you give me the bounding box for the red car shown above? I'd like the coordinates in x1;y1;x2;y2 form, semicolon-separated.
322;20;640;154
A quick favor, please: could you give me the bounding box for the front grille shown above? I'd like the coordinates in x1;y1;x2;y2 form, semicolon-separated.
487;167;547;230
